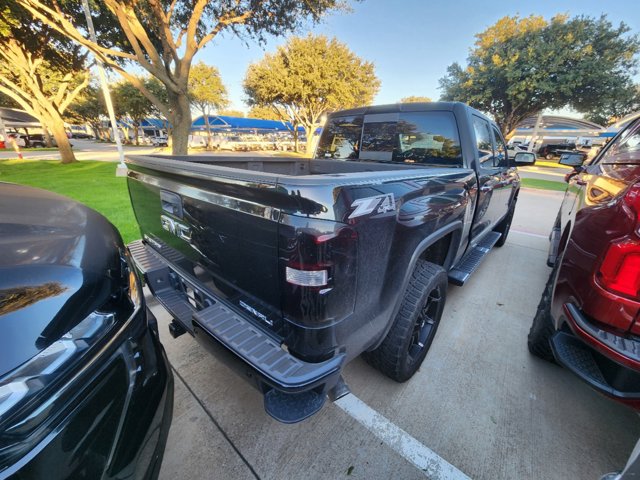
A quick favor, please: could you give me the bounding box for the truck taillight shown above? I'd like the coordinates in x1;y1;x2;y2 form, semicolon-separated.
285;266;329;287
596;182;640;299
280;219;358;327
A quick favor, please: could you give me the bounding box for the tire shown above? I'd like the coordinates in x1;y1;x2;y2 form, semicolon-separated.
494;204;515;247
527;263;559;362
363;260;447;382
545;153;554;160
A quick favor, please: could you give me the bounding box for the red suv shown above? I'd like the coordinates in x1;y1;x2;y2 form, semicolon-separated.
528;118;640;409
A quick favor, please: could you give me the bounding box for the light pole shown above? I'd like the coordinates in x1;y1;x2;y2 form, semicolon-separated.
81;0;127;176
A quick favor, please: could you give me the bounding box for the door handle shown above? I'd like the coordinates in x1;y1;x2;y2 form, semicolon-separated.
160;190;184;218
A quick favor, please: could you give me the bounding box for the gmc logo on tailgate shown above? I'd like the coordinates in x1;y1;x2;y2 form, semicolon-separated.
160;215;192;242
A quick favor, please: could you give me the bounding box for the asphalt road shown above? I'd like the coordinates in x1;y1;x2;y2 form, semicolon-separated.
0;139;160;161
145;188;640;480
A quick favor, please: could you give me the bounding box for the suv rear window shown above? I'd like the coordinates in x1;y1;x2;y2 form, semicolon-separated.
316;111;463;167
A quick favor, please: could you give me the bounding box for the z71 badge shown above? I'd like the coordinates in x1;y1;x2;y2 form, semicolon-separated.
348;193;396;219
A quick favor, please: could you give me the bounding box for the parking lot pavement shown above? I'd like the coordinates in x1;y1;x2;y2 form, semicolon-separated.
150;187;640;480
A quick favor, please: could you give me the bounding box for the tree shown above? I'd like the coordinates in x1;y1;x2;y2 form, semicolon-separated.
439;15;640;136
0;91;20;109
188;62;228;148
248;105;282;120
112;79;155;144
244;34;380;153
64;82;107;139
218;109;245;118
17;0;347;155
584;84;640;126
399;96;432;103
0;1;89;163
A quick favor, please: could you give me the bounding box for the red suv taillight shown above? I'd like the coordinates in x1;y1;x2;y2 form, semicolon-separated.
596;182;640;299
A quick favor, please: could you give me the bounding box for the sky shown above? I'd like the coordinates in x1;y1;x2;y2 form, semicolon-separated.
194;0;640;116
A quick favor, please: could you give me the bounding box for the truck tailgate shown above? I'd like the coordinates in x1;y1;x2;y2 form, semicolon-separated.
126;157;284;334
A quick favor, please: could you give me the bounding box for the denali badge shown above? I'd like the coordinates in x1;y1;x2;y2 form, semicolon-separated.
160;215;192;242
348;193;396;219
239;300;273;326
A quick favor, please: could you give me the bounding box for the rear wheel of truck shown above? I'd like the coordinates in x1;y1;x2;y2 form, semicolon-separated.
527;263;559;363
363;260;447;382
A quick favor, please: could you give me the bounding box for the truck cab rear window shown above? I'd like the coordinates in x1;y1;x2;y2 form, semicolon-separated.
317;111;463;167
315;115;363;160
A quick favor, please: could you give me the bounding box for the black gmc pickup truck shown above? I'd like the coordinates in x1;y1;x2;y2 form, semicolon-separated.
126;102;525;422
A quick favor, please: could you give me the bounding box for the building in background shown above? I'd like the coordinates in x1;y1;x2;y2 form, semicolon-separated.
510;115;605;150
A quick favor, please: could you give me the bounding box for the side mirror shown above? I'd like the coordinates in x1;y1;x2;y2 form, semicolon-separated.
514;151;536;166
558;151;586;168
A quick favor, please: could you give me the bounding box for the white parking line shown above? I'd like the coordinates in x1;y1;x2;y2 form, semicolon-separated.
335;394;471;480
511;229;548;239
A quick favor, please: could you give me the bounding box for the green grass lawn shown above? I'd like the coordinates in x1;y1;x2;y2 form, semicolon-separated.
521;178;567;192
0;159;140;243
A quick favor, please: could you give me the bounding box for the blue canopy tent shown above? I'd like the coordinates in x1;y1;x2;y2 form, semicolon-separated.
191;115;303;133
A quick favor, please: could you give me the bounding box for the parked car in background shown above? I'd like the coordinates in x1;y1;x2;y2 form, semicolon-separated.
25;133;50;148
528;117;640;410
0;183;173;479
507;144;533;164
69;131;95;140
537;142;577;160
5;133;27;148
152;135;169;147
188;135;207;148
217;135;244;151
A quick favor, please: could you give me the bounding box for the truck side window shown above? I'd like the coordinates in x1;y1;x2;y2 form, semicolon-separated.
472;116;493;166
315;115;363;159
491;126;508;168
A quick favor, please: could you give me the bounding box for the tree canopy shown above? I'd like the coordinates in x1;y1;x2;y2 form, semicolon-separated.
248;105;282;120
217;109;245;118
188;61;227;148
399;96;432;103
439;14;640;135
244;34;380;153
16;0;348;154
64;82;106;138
0;1;89;162
188;62;228;116
585;84;640;126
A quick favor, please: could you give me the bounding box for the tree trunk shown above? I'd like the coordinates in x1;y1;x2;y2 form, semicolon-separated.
133;121;140;145
168;90;191;155
304;126;315;158
49;115;77;163
203;110;212;149
43;128;53;147
293;122;299;152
